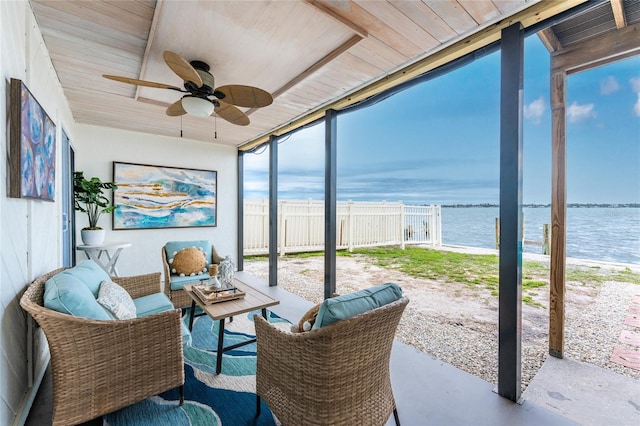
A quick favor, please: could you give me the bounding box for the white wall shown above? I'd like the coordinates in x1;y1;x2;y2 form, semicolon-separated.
1;0;75;424
73;124;238;278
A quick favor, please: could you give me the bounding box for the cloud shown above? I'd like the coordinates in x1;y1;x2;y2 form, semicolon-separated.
631;77;640;117
566;102;595;123
600;76;620;95
524;97;545;124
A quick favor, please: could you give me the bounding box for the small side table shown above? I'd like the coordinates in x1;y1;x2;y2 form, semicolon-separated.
76;242;132;277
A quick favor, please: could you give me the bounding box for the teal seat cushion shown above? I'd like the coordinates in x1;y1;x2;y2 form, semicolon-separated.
133;292;191;345
312;283;403;330
61;259;111;297
134;293;175;317
165;241;212;264
44;273;111;320
169;273;211;291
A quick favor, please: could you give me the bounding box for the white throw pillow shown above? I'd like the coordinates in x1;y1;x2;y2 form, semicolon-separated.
97;280;136;320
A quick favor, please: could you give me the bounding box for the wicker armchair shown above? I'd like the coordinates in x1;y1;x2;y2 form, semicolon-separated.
20;268;185;426
255;297;409;426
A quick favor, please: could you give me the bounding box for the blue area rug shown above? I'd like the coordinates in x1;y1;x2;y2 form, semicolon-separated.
104;309;290;425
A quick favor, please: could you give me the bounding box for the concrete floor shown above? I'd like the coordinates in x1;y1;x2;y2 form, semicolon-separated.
522;356;640;426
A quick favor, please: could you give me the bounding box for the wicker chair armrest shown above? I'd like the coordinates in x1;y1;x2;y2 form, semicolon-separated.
50;308;184;357
112;272;162;299
255;315;319;397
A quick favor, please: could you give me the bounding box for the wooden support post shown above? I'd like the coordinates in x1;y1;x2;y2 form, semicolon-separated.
542;224;551;255
495;217;500;249
549;69;567;358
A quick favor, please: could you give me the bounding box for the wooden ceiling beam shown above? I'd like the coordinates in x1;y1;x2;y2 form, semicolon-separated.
552;21;640;74
610;0;627;30
135;0;163;101
272;34;363;99
304;0;368;38
537;27;563;53
245;34;363;116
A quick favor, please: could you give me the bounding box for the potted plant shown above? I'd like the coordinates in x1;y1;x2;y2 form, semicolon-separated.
74;171;118;245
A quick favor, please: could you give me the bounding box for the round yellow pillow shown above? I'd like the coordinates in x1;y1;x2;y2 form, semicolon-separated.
171;247;206;276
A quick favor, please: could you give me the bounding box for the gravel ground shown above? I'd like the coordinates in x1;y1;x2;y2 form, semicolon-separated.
244;252;640;390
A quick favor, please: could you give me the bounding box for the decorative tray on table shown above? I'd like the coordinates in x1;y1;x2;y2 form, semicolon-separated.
192;282;245;305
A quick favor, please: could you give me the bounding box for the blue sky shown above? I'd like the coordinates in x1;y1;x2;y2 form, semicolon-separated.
244;35;640;205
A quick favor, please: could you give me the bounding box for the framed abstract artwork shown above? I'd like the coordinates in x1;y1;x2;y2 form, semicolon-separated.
112;162;217;229
9;78;56;201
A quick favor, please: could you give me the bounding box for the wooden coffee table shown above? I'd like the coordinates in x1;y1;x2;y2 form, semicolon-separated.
183;280;279;374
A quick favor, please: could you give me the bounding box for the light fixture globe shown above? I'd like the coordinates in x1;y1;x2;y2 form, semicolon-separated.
181;96;214;117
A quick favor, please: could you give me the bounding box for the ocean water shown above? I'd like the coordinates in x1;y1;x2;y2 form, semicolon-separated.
441;207;640;265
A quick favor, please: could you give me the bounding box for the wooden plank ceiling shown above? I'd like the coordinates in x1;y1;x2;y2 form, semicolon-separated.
31;0;583;149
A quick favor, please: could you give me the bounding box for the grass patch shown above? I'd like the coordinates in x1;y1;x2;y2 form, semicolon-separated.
287;251;324;258
350;246;640;286
352;246;500;285
246;247;640;287
522;295;545;308
523;280;547;290
566;268;640;285
244;250;352;261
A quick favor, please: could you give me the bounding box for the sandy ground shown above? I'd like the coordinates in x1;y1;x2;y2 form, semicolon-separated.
244;247;640;389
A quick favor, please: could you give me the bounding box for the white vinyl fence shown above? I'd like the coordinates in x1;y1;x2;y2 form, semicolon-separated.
244;199;441;256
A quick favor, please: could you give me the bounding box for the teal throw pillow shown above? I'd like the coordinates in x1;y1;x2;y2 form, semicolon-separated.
61;259;111;297
312;283;403;330
97;280;136;320
44;272;111;320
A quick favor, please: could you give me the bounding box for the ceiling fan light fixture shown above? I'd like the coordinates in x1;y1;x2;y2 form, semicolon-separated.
181;96;214;117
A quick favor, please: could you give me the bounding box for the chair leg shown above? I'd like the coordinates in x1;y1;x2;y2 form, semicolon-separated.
179;385;184;406
255;394;261;418
393;408;400;426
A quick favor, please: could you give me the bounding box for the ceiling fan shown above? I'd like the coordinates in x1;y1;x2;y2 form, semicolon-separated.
103;51;273;126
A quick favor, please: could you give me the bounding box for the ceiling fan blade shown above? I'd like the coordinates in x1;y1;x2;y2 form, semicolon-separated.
215;85;273;108
215;100;250;126
166;99;187;116
163;51;203;87
103;74;182;90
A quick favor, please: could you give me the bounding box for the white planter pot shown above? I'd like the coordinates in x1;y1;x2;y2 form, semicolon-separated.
81;229;105;246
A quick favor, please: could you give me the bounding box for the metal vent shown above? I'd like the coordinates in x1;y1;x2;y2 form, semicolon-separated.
626;0;640;25
552;2;616;47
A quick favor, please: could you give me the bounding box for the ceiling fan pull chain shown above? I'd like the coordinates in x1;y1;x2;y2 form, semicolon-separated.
180;116;183;138
214;114;217;139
